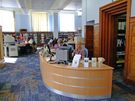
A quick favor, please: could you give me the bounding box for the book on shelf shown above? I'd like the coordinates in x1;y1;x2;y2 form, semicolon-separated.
117;51;125;55
118;34;125;36
117;39;125;47
118;21;126;30
116;60;125;63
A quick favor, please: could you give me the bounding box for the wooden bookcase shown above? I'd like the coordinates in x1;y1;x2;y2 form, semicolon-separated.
84;25;93;59
58;32;77;40
2;31;53;46
116;16;126;68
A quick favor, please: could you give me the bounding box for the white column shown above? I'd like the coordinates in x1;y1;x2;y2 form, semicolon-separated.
82;0;87;38
53;13;59;38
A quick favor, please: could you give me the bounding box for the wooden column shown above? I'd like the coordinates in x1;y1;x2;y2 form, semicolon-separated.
0;26;5;69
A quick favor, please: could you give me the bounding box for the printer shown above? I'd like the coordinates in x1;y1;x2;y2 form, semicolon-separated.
4;35;18;56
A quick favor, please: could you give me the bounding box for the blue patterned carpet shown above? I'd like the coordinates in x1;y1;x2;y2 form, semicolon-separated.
0;48;135;101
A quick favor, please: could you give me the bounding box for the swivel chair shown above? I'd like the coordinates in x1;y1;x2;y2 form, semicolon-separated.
81;45;88;57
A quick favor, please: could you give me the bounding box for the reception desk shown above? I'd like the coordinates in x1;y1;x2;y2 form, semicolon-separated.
39;53;114;99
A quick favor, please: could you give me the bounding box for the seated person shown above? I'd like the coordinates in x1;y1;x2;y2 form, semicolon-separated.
53;40;59;49
57;39;67;46
72;41;86;60
48;37;53;44
27;37;33;44
18;34;24;41
24;37;33;54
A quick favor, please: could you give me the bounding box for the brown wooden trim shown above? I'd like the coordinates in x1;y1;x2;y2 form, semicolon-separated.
127;77;135;87
106;6;127;14
105;3;127;12
100;0;127;10
123;0;131;82
130;17;135;22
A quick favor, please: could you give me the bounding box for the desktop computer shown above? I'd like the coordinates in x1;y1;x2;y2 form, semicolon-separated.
56;46;72;64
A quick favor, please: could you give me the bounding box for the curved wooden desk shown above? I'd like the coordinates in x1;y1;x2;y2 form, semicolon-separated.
39;53;114;99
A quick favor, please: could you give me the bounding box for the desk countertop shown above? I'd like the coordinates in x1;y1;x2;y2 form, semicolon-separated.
39;52;113;71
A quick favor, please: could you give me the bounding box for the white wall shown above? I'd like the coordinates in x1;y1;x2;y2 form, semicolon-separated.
82;0;116;37
15;14;32;32
86;21;94;25
131;0;135;17
87;0;112;23
75;16;82;31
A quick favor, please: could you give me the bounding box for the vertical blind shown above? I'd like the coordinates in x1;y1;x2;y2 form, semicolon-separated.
0;10;15;32
31;13;48;31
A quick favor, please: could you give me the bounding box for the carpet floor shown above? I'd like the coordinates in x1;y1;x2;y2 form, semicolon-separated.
0;48;135;101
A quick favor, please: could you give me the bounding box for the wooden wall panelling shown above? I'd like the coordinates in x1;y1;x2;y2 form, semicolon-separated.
84;25;93;59
93;23;100;57
126;17;135;87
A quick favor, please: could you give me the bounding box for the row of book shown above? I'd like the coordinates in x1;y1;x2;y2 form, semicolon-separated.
58;33;68;35
118;21;126;30
117;51;125;55
117;39;125;47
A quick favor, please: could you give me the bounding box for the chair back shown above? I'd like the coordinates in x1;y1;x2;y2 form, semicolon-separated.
53;44;59;49
84;48;88;57
81;45;88;57
81;45;85;49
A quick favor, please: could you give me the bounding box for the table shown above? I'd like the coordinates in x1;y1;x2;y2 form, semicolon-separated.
39;52;114;99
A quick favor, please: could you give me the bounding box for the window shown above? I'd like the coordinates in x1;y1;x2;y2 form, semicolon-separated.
60;14;75;31
0;10;15;32
31;13;48;31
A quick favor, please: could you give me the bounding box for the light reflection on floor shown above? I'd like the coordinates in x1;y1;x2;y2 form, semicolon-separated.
4;57;18;63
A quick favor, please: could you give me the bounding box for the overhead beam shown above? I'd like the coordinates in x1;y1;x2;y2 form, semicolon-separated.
15;0;25;14
51;0;72;13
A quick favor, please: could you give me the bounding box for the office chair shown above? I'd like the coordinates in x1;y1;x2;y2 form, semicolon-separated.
81;45;88;57
25;44;32;54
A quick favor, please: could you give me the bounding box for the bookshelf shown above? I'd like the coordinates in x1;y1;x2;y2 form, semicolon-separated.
58;32;68;40
116;16;126;68
2;31;53;46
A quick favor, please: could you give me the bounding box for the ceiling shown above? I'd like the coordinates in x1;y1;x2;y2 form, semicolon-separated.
0;0;82;15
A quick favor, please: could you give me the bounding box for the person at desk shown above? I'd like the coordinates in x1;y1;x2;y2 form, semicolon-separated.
57;39;67;46
24;37;33;55
18;34;24;41
72;41;86;60
27;37;33;44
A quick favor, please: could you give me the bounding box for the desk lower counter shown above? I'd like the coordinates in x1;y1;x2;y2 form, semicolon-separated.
39;53;114;99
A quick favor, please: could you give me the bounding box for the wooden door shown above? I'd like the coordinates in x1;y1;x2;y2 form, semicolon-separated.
126;18;135;86
93;23;101;57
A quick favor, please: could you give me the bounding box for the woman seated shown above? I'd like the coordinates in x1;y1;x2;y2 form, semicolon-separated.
72;41;86;60
57;39;67;46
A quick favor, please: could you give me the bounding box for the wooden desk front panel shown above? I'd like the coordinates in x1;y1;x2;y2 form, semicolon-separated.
40;54;113;96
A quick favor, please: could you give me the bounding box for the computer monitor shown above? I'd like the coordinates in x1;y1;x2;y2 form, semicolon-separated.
56;46;72;62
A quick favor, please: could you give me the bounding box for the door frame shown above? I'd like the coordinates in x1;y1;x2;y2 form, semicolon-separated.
99;0;131;83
